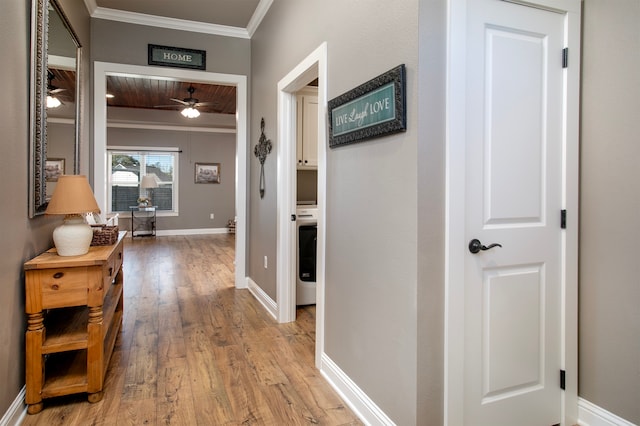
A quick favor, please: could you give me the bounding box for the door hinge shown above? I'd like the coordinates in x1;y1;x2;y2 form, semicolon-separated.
560;369;566;390
560;209;567;229
562;48;569;68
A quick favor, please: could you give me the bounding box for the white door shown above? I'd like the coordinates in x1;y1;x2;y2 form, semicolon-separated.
464;1;566;424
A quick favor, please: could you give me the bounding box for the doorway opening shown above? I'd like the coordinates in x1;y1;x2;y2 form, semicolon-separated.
94;62;248;289
276;42;327;368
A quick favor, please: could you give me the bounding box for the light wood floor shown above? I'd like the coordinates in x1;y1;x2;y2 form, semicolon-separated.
22;234;362;425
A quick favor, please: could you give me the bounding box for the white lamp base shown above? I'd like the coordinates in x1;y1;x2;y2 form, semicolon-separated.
52;215;93;256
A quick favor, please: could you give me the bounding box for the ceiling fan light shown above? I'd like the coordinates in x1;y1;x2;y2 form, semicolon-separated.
47;95;61;108
181;107;200;118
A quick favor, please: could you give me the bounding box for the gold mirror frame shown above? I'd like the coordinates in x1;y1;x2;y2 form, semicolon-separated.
29;0;81;217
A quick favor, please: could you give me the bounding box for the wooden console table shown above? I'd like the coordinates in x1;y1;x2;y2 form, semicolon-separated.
23;231;126;414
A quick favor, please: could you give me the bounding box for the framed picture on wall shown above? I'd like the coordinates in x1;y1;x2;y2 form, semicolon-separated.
45;158;65;182
194;162;221;184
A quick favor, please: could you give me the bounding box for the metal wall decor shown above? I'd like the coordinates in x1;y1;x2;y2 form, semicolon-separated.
254;118;272;198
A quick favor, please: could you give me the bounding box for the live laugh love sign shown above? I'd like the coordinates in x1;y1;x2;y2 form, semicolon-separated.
328;64;406;148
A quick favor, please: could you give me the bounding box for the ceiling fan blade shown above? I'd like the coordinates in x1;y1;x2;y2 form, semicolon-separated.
49;88;66;94
169;98;190;106
153;104;181;108
193;101;219;107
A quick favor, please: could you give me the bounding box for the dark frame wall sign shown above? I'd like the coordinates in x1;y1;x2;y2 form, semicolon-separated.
328;64;406;148
148;44;206;70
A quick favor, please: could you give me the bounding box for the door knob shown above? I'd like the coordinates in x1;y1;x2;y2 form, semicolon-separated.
468;239;502;254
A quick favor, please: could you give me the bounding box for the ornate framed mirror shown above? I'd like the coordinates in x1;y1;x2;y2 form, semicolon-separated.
29;0;81;217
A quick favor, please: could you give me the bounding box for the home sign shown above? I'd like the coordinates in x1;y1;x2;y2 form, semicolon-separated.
148;44;206;70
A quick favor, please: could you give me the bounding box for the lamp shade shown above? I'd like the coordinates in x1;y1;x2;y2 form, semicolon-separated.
140;174;159;189
45;175;101;256
46;175;100;215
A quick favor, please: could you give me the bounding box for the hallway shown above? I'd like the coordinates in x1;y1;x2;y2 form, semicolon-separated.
22;234;361;425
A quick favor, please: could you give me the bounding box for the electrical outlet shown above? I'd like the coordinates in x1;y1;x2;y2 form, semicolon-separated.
264;256;268;269
210;213;215;220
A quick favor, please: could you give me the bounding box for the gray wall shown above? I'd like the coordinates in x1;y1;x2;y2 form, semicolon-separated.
416;0;447;423
296;170;317;203
0;0;90;416
91;19;250;75
47;122;77;199
249;1;437;424
107;124;236;231
579;1;640;423
90;18;251;189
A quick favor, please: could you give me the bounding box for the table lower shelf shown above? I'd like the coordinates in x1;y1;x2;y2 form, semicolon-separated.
42;350;88;398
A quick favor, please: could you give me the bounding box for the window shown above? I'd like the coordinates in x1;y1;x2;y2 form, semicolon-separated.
107;149;179;214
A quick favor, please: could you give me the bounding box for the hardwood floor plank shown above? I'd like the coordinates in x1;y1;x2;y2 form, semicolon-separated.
263;382;320;425
116;398;157;425
21;234;362;425
158;303;188;361
209;344;276;424
156;358;197;425
190;391;235;425
121;313;158;400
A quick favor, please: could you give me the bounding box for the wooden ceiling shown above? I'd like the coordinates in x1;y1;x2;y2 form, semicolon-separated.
47;69;237;115
48;68;76;104
106;77;237;115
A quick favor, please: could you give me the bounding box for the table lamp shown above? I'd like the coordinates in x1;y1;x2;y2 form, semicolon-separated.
45;175;101;256
140;173;159;204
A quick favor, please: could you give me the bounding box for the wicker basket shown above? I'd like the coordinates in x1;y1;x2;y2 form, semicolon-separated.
90;225;119;246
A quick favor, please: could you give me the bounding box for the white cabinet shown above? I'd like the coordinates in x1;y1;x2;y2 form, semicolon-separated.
296;88;318;169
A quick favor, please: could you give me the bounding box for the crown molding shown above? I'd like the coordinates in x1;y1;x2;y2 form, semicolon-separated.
247;0;273;37
83;0;98;15
107;120;236;134
83;0;273;39
91;7;250;38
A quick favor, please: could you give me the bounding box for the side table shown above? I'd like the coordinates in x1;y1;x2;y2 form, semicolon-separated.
129;205;157;237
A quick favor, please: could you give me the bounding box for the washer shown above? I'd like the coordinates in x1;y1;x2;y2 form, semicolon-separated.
296;205;317;305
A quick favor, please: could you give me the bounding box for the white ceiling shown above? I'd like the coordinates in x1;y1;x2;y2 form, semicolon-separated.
84;0;272;38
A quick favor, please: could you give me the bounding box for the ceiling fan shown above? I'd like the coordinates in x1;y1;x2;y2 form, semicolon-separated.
47;70;65;108
155;84;217;118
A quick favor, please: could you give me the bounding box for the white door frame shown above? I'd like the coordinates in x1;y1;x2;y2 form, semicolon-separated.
444;0;581;424
276;42;328;368
93;61;249;289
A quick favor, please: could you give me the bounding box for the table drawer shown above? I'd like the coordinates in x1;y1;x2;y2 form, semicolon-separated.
103;242;124;291
37;267;90;309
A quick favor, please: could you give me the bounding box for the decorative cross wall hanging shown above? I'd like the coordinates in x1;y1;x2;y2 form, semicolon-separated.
254;118;272;198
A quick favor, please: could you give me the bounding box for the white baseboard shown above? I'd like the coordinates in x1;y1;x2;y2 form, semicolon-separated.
578;398;637;426
320;353;395;426
247;277;277;320
0;387;26;426
242;277;393;425
155;227;230;236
